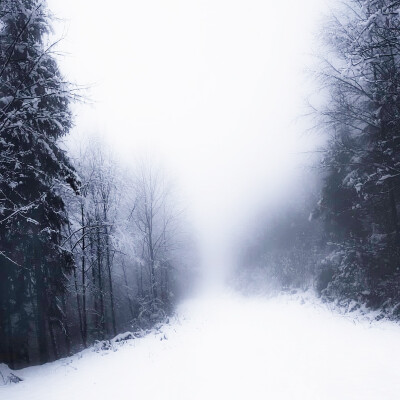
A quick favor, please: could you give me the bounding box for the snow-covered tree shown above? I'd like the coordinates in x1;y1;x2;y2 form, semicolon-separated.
0;0;78;366
131;161;180;308
315;0;400;311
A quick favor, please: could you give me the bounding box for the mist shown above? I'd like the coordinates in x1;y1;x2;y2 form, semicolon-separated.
5;0;400;397
47;0;325;286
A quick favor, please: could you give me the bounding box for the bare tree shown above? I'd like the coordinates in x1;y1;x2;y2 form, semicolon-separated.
131;160;182;310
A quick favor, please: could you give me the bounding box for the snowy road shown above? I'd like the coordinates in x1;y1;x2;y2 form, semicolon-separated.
2;292;400;400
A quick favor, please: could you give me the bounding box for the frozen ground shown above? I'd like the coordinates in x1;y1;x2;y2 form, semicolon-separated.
2;290;400;400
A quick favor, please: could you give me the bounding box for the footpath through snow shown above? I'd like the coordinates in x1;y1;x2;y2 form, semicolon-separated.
2;291;400;400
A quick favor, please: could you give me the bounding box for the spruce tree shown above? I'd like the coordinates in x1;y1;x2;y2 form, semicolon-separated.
316;0;400;310
0;0;78;366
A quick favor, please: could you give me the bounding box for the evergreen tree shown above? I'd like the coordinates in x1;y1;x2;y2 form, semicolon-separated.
316;0;400;311
0;0;78;366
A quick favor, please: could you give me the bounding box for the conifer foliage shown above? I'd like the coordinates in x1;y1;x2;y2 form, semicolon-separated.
239;0;400;317
0;0;78;367
315;0;400;311
0;2;192;370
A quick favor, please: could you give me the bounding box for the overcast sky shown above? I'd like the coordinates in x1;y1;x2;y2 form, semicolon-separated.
47;0;327;279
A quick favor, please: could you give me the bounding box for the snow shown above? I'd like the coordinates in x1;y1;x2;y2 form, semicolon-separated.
0;364;22;385
2;291;400;400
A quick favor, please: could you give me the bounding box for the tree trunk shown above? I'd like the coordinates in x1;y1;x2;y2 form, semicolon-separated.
48;318;59;360
61;294;72;356
90;226;99;337
68;218;85;347
81;205;87;347
35;265;49;364
96;226;105;337
122;262;135;320
103;209;116;336
148;235;157;299
6;307;14;368
72;264;85;346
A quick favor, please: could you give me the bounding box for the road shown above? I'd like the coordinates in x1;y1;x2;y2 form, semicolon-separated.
2;291;400;400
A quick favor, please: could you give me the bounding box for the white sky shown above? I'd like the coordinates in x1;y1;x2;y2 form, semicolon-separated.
47;0;326;280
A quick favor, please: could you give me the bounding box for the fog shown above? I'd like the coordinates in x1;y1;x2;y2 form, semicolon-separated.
6;2;400;394
48;0;326;286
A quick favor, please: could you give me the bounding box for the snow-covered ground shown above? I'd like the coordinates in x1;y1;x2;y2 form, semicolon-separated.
2;291;400;400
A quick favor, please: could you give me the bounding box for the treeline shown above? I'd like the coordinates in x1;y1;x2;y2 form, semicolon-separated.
239;0;400;317
0;0;194;368
235;182;324;294
62;142;193;355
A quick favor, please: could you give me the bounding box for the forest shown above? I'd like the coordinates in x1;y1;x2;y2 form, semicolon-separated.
0;0;195;368
2;0;400;381
238;0;400;318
